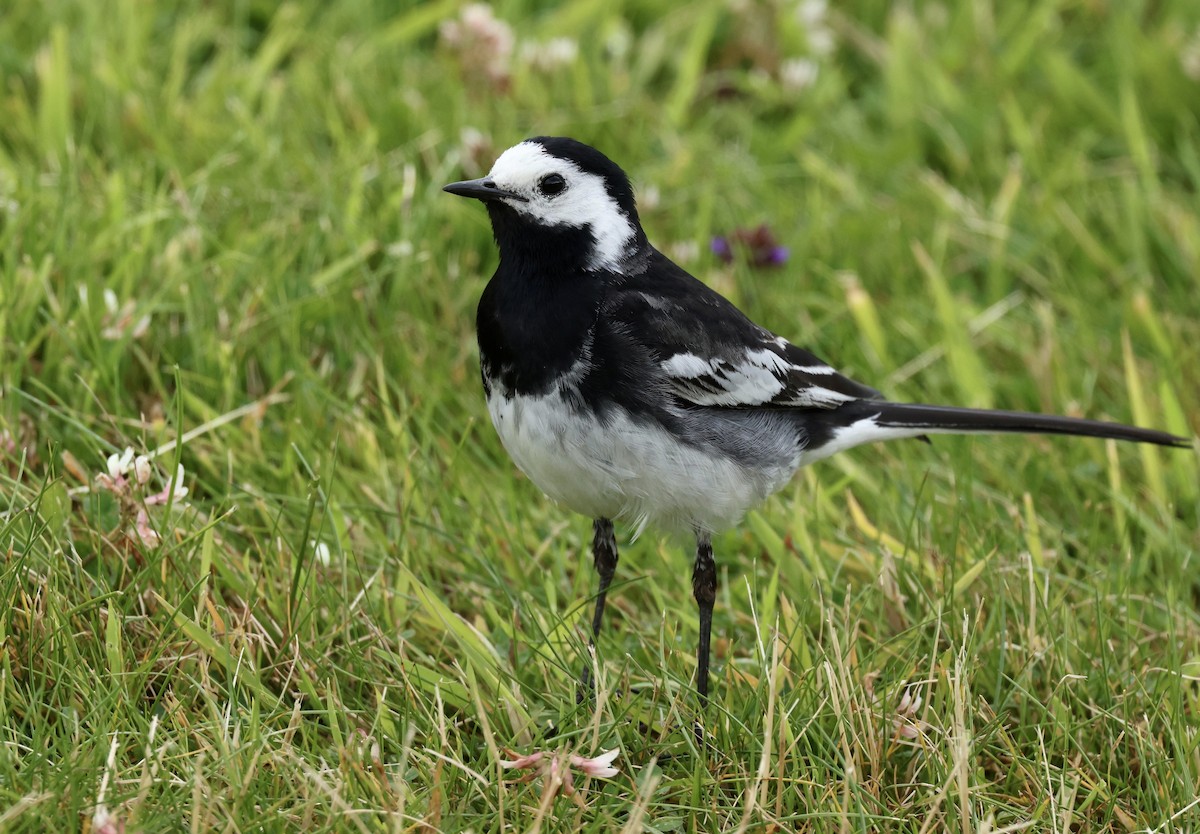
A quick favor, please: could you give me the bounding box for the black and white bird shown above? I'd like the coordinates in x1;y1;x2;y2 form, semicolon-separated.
444;137;1189;704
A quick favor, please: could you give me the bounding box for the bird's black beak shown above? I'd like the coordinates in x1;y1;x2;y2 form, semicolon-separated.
442;177;527;202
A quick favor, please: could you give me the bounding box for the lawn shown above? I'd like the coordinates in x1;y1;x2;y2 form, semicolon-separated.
1;0;1199;831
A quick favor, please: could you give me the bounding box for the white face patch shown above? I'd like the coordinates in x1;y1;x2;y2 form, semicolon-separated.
487;141;637;271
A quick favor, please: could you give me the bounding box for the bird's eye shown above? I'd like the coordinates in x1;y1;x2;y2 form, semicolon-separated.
538;173;567;197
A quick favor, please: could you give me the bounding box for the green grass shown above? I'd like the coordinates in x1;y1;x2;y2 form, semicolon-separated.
1;0;1199;830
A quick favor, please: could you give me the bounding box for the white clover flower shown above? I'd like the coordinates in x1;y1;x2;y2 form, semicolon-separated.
796;0;827;26
386;240;414;259
667;240;701;264
808;26;835;56
439;3;514;87
521;37;579;71
780;58;819;92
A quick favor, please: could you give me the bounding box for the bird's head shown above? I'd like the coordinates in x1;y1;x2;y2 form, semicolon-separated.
444;137;647;273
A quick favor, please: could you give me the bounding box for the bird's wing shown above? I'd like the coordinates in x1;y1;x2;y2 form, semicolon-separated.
605;250;883;410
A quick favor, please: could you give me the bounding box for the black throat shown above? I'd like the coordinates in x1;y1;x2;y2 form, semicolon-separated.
476;207;613;397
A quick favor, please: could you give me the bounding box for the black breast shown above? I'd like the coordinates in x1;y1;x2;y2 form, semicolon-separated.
475;231;604;397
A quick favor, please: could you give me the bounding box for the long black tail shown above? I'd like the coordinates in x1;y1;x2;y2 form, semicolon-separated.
868;401;1189;447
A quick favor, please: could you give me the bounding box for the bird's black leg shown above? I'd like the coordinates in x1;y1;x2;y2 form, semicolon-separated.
692;533;717;704
578;517;618;700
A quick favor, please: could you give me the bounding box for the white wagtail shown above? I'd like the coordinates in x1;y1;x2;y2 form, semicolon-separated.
444;136;1189;704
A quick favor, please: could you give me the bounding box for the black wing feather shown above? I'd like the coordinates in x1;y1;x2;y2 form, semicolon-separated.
604;249;882;409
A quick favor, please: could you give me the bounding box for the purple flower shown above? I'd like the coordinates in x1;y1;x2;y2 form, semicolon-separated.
711;224;790;269
761;245;790;267
711;236;733;262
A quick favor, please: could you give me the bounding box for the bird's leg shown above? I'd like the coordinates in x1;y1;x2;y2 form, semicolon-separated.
578;517;618;700
692;533;717;704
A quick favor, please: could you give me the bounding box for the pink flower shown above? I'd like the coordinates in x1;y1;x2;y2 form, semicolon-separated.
439;4;514;89
569;748;620;778
133;508;160;546
144;464;188;506
91;449;189;546
92;805;125;834
498;747;620;802
95;447;135;494
499;750;545;770
893;688;926;740
100;288;151;341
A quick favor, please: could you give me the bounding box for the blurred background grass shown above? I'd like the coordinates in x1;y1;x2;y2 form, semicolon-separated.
1;0;1198;830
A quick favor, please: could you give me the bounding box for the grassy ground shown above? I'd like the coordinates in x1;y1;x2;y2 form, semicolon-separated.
2;0;1199;830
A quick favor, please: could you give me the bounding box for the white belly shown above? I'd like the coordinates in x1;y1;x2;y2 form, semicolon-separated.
486;388;792;533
